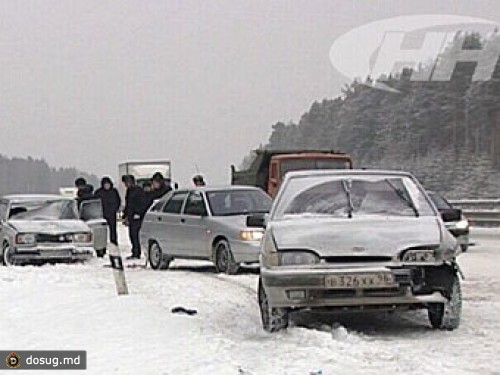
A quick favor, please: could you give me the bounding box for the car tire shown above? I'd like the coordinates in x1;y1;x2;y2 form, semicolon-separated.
428;273;462;330
460;244;468;252
215;240;239;275
96;248;106;258
258;278;289;333
2;242;15;266
148;242;170;270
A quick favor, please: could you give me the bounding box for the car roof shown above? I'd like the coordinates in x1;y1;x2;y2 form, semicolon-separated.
283;169;414;179
2;194;74;203
175;185;265;193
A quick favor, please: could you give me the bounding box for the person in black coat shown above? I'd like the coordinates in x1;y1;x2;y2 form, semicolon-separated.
75;177;94;208
94;177;121;246
150;172;172;201
121;175;148;259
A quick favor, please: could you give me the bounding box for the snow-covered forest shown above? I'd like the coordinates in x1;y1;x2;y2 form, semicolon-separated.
266;33;500;198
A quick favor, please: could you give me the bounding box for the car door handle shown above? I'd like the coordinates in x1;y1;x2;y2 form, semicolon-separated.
157;217;162;222
180;218;186;223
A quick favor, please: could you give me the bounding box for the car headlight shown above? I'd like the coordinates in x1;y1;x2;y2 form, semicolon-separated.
73;233;93;244
402;249;436;263
261;230;279;267
240;230;264;241
455;218;469;230
15;233;37;245
279;251;320;266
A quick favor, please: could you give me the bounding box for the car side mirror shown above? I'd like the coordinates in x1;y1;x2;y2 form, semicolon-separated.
247;214;266;228
441;208;462;222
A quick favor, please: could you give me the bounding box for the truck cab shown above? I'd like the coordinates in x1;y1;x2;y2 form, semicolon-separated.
231;150;353;198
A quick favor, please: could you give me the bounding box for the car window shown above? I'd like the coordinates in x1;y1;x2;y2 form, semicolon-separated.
184;192;208;216
80;199;104;221
206;189;272;216
8;200;79;220
274;175;435;219
162;192;187;214
429;193;452;210
150;199;166;212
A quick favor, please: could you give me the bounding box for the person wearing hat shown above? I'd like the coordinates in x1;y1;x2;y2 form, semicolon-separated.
192;174;206;187
150;172;172;201
94;176;121;246
74;177;94;208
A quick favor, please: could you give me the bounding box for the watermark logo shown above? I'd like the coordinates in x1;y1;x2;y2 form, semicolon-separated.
329;15;500;91
6;352;21;369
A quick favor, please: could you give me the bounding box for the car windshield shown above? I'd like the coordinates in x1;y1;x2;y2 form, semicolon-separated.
280;158;351;176
9;200;79;220
207;189;272;216
274;175;435;219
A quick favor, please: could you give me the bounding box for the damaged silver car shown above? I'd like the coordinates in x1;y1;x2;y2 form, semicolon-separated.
248;170;462;332
0;195;95;265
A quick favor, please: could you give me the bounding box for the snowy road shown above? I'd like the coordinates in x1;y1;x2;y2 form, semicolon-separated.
1;226;500;374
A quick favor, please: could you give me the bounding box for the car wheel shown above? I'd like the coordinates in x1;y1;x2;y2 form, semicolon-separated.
2;243;15;266
460;244;468;252
215;240;239;275
258;278;289;332
96;249;106;258
148;242;170;270
428;273;462;330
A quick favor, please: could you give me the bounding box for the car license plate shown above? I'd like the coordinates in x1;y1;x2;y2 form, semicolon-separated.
325;273;395;289
40;249;72;257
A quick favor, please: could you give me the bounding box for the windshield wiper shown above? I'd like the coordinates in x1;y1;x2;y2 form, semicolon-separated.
341;180;354;219
384;179;419;217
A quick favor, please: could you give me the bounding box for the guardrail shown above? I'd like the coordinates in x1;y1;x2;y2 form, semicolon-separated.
449;199;500;227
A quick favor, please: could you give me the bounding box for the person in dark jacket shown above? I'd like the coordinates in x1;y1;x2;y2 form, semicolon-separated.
75;177;94;208
150;172;172;201
94;177;121;246
121;175;148;259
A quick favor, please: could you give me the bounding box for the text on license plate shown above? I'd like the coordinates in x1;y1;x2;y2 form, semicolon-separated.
325;273;396;289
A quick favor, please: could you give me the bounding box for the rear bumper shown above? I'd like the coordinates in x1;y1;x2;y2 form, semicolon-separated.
11;246;94;263
261;266;447;309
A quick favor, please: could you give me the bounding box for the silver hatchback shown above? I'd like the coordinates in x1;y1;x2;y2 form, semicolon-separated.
249;170;462;332
140;186;272;274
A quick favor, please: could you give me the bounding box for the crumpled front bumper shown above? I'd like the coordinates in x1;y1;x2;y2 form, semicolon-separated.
11;245;94;263
261;266;447;309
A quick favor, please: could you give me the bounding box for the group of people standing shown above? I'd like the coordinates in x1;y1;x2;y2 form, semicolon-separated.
120;173;172;259
74;173;205;260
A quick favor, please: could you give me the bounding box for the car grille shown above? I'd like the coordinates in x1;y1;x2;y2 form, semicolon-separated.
36;234;72;244
323;256;394;263
312;287;406;299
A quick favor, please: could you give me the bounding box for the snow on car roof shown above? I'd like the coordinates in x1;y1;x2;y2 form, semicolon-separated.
283;169;414;180
172;185;265;194
2;194;75;202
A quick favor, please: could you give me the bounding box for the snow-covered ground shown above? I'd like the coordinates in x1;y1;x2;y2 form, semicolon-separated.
1;226;500;374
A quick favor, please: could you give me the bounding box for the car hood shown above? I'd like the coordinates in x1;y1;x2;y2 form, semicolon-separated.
270;216;442;257
8;220;90;234
211;215;248;229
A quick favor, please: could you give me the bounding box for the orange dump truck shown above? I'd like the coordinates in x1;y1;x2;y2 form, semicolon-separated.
231;150;353;198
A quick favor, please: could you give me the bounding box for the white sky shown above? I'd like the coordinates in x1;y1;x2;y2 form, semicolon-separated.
1;0;499;186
